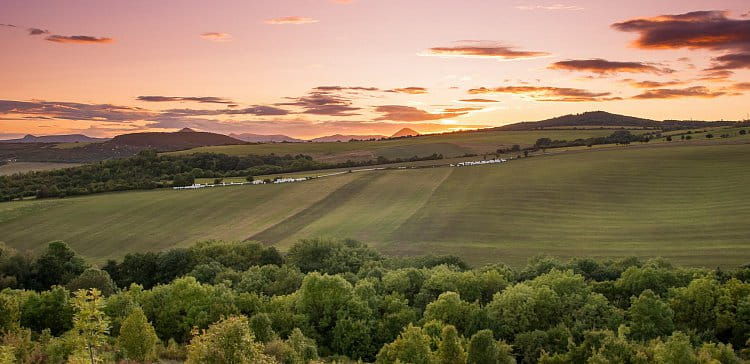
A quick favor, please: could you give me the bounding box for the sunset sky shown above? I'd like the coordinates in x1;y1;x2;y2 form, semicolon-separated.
1;0;749;139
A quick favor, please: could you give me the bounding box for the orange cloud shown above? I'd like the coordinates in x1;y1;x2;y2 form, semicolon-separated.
707;53;750;70
200;32;232;42
468;86;618;102
45;35;113;44
389;87;428;94
458;99;500;103
375;105;468;121
632;86;726;99
265;16;319;25
625;80;686;88
549;59;671;74
426;40;549;60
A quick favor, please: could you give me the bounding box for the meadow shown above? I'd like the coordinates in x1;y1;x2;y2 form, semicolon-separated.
166;129;648;162
0;162;82;176
2;142;749;267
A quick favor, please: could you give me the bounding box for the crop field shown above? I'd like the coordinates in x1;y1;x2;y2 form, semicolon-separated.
1;142;749;267
0;162;82;176
166;129;648;162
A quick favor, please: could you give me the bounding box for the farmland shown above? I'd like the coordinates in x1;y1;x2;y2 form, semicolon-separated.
166;129;650;162
1;142;749;267
0;162;82;176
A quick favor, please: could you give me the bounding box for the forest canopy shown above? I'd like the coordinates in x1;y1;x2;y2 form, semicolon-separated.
1;238;749;363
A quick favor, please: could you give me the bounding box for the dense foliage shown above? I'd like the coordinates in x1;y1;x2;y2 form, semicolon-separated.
0;150;444;201
1;239;750;363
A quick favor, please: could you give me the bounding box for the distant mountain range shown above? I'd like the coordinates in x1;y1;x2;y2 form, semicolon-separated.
495;111;739;131
108;129;244;150
310;134;387;142
0;134;110;143
391;128;420;138
229;133;304;143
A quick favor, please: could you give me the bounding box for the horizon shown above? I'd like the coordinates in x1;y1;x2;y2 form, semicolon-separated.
2;0;749;139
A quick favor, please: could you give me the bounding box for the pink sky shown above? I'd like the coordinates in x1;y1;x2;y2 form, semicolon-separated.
1;0;749;138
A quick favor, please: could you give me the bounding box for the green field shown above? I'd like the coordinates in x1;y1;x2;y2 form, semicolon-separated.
2;142;749;267
0;162;82;176
166;129;648;162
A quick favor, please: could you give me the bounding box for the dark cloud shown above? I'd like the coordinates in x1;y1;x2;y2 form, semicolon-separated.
698;70;734;81
27;28;49;35
468;86;619;102
0;100;153;122
375;105;467;121
427;40;549;60
278;91;361;116
459;99;500;103
706;53;750;70
612;10;750;51
162;106;290;117
313;86;380;92
625;80;686;88
45;35;114;44
731;82;750;90
137;96;234;104
632;86;726;99
1;24;16;27
388;87;428;94
549;59;671;74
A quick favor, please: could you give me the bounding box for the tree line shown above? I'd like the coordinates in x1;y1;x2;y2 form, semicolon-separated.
1;239;749;363
0;150;444;202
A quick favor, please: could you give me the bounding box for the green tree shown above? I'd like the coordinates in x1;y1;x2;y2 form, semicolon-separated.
627;289;674;341
467;329;514;364
249;313;275;343
376;324;435;364
33;241;87;290
185;315;275;364
653;331;697;364
67;268;116;296
437;325;466;364
117;307;158;362
20;286;74;335
70;289;111;364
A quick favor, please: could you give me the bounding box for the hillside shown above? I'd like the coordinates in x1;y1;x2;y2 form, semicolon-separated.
3;142;749;267
496;111;738;131
109;130;244;150
0;134;109;143
229;133;303;143
391;128;420;138
311;134;387;142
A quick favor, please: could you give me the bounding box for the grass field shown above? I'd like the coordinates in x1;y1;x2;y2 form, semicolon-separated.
0;162;82;176
166;129;648;162
2;142;749;267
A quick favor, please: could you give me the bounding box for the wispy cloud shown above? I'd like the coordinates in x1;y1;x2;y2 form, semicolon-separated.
468;86;618;102
425;40;549;60
632;86;726;99
375;105;468;121
200;32;232;42
137;96;235;104
265;16;319;25
388;87;428;94
549;58;672;75
458;98;500;103
45;35;114;44
516;4;583;11
27;28;49;35
706;53;750;70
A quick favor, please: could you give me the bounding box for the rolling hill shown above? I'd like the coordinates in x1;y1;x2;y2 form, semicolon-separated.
496;111;739;131
0;134;109;143
2;142;749;267
229;133;304;143
310;134;387;142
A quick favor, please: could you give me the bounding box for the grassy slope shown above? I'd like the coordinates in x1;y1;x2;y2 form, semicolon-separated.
0;162;82;176
1;143;749;267
166;129;645;162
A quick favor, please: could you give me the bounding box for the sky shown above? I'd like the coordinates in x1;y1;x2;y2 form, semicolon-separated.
1;0;749;139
